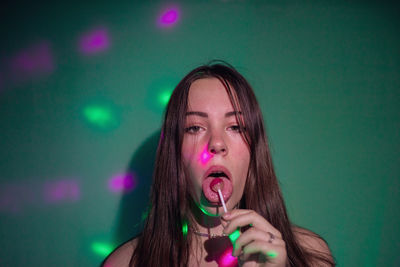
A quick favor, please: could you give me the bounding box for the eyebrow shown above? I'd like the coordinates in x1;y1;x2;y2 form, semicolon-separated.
185;111;242;118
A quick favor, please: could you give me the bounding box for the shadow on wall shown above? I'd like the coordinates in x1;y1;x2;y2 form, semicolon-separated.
113;130;161;245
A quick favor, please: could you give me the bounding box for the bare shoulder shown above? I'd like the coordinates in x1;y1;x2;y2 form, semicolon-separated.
292;226;335;266
102;238;138;267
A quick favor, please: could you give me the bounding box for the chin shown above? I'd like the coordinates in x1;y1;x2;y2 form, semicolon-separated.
201;206;224;217
196;199;224;217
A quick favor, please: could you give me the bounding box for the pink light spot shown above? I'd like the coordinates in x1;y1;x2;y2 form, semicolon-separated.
9;41;54;82
108;173;136;193
218;246;238;267
158;7;179;27
200;146;213;165
0;179;81;214
43;180;80;203
79;27;110;55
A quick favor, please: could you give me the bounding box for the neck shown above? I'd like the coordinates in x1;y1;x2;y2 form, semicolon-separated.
187;199;237;266
189;198;225;236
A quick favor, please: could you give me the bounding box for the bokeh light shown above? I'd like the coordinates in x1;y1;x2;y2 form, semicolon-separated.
91;241;113;257
158;7;180;27
0;183;36;213
218;246;238;267
158;88;173;107
83;104;119;130
0;179;80;214
198;203;219;217
266;250;278;259
141;209;149;221
200;146;212;165
9;41;54;82
229;229;241;246
108;172;137;193
79;27;110;55
43;179;80;203
182;220;188;237
146;77;178;113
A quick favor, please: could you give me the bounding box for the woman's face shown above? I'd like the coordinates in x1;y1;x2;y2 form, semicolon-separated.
182;77;250;216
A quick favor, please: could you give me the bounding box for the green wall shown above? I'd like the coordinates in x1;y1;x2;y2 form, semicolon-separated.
0;1;399;266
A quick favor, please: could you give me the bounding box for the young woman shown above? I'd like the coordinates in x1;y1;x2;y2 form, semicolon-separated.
103;62;335;266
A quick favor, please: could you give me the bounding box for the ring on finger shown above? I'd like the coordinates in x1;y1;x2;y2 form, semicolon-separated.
267;232;275;243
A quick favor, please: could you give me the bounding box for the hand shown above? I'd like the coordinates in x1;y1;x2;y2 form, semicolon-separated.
221;209;287;267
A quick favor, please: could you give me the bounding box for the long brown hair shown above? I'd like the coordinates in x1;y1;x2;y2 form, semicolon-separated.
130;61;333;266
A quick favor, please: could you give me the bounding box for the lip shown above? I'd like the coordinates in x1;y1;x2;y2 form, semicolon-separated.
204;165;232;180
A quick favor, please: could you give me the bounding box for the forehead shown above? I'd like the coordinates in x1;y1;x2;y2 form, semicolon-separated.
187;78;234;112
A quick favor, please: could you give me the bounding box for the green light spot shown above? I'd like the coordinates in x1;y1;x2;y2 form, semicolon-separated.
182;220;188;237
158;89;172;107
91;242;113;257
141;210;149;221
266;250;278;259
229;229;241;244
83;105;117;129
198;204;220;217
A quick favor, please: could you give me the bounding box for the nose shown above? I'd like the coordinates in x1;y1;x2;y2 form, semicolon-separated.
208;131;228;156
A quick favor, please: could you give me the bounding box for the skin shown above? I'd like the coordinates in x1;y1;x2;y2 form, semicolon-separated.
182;78;287;266
103;77;333;267
182;77;250;216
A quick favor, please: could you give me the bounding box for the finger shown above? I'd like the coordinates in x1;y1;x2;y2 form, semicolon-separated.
241;240;286;263
222;209;252;221
238;249;280;264
222;211;257;234
223;211;281;238
220;219;228;228
232;227;269;256
223;209;273;229
232;228;285;257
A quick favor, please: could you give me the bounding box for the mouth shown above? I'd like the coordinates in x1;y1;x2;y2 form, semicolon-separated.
202;165;233;205
204;165;232;181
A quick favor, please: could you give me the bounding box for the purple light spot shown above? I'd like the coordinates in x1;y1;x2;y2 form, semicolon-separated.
108;173;136;193
9;41;54;82
0;179;80;214
79;27;110;55
0;182;40;213
158;7;179;27
200;146;213;165
0;184;26;213
162;10;178;23
43;180;80;203
218;246;238;267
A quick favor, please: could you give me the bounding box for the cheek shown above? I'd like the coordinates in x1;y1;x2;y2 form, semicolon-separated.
182;144;203;197
199;146;212;165
234;148;250;190
183;139;211;165
182;138;210;173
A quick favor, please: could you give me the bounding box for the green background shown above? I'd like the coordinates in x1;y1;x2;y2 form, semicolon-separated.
0;1;399;266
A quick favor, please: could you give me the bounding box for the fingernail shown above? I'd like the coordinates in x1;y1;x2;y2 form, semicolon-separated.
223;212;231;219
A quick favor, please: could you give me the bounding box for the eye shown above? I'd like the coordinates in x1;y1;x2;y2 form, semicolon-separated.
184;125;203;134
228;125;246;133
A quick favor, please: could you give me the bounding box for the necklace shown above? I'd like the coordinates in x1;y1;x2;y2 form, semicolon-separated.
193;230;228;238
